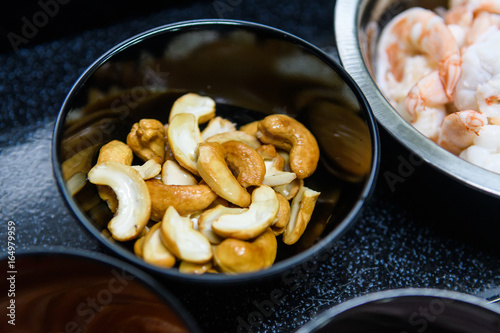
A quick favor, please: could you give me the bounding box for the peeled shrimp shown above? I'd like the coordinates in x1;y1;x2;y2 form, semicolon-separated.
454;27;500;120
376;7;462;139
446;0;500;49
460;124;500;172
437;110;488;155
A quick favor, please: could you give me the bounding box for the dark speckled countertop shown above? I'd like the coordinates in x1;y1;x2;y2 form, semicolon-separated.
1;0;500;332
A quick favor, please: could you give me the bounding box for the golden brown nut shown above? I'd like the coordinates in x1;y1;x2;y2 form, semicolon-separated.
211;185;279;240
271;192;291;235
167;113;202;176
141;222;176;268
131;159;162;180
146;179;218;221
201;116;236;141
239;120;260;137
179;260;213;275
97;140;134;165
256;114;319;179
88;161;151;241
161;206;213;264
161;160;197;186
282;185;321;245
197;142;251;207
127;119;165;164
222;140;266;188
213;228;277;274
95;140;134;213
205;130;261;149
198;205;246;244
168;93;216;124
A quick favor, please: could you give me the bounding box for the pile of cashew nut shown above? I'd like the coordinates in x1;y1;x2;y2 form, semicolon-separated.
87;93;321;275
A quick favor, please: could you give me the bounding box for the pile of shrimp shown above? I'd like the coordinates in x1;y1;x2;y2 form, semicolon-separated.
376;0;500;173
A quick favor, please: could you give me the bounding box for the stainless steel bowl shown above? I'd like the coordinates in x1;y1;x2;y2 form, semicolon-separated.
297;288;500;332
334;0;500;197
52;19;380;284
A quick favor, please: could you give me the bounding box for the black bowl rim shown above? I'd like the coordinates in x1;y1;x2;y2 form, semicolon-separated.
0;245;202;333
51;18;380;284
296;288;500;332
334;0;500;198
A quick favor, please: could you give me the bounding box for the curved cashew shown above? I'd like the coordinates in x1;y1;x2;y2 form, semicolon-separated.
169;93;216;124
222;140;266;188
161;160;197;186
127;119;165;164
239;120;259;137
213;228;277;274
160;206;212;264
212;185;279;240
274;178;303;201
283;185;321;245
97;140;134;165
197;142;251;207
256;114;319;179
256;144;296;187
271;192;291;235
88;161;151;241
179;260;213;275
146;179;218;221
141;222;176;268
198;205;246;244
96;140;134;213
131;159;162;180
205;130;261;149
167;113;201;175
201;116;236;141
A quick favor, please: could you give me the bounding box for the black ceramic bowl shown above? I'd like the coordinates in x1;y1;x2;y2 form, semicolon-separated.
297;289;500;332
0;247;201;332
335;0;500;197
52;19;380;283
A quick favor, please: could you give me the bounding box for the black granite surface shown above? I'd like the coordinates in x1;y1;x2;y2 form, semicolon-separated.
1;0;500;332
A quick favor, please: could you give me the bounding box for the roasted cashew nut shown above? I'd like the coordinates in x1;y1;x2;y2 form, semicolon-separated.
95;140;134;213
146;179;218;221
161;206;212;264
205;130;261;150
141;222;176;268
167;113;202;176
169;93;216;124
179;260;213;275
222;140;266;188
161;160;197;186
256;114;319;179
283;185;321;245
127;119;165;164
271;192;291;235
213;228;277;274
131;159;162;180
198;205;246;244
212;185;279;240
201;116;236;141
88;161;151;241
197;142;251;207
